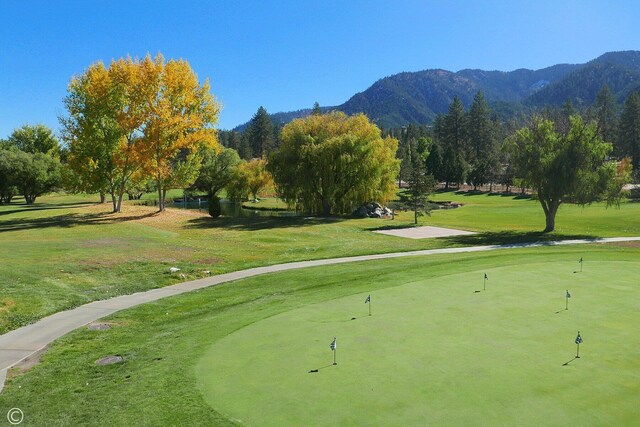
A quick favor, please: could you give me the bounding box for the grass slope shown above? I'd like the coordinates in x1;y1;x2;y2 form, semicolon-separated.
0;244;638;425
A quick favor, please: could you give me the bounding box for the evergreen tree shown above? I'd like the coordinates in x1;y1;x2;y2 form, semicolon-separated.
245;106;275;158
393;143;435;224
617;91;640;171
311;102;322;115
467;91;498;190
594;84;618;144
436;97;468;187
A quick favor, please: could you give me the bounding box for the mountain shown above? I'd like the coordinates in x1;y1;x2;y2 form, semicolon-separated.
233;51;640;130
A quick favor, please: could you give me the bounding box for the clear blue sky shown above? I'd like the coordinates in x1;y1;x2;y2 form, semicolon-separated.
1;0;639;138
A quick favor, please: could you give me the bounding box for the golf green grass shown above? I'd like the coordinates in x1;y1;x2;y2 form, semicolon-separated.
3;244;636;425
197;253;640;426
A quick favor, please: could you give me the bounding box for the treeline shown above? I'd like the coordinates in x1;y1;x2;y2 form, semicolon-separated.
387;85;640;191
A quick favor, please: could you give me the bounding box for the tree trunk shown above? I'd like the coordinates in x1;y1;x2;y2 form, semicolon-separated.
111;193;117;213
99;192;106;204
116;191;125;213
321;199;331;216
541;199;560;233
157;186;164;212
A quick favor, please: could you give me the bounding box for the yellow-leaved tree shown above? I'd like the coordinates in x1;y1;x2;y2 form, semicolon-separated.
62;53;220;212
269;112;399;215
138;54;220;211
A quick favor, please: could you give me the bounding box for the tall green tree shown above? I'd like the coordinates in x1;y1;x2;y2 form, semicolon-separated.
7;124;60;157
617;91;640;171
245;106;275;158
594;84;618;144
13;151;62;204
393;143;435;224
437;97;468;187
190;147;242;198
467;92;499;190
510;115;629;232
0;148;20;203
269;112;400;216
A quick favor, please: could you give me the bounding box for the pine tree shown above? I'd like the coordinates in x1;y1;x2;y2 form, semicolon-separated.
245;106;275;158
617;92;640;171
467;91;498;190
393;143;435;224
594;84;618;145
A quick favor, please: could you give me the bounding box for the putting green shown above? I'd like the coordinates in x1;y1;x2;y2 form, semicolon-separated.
197;257;640;426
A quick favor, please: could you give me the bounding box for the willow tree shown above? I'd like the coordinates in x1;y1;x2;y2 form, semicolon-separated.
511;115;630;232
269;112;400;216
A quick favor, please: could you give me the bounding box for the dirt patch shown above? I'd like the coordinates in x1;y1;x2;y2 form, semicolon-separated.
96;355;124;365
0;298;16;313
7;345;49;380
610;241;640;249
87;322;112;331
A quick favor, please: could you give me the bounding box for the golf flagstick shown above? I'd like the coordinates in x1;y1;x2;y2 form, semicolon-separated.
566;290;571;310
330;337;337;365
365;294;371;316
575;331;582;358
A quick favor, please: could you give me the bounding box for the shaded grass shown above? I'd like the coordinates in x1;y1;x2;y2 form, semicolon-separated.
0;244;638;425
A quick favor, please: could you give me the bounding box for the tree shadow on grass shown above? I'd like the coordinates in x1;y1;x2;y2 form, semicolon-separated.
438;231;598;247
185;214;348;231
0;201;97;217
0;210;158;233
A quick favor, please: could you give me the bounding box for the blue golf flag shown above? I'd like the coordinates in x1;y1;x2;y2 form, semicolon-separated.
566;290;571;299
575;332;582;344
365;295;370;304
330;337;336;351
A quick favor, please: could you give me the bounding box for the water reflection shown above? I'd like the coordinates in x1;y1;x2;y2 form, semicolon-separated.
174;198;301;218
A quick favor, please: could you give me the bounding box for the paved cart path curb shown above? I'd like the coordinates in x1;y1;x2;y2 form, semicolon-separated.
1;236;639;393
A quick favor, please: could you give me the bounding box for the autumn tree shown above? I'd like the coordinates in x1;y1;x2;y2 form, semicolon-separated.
137;54;220;211
241;158;272;201
269;112;400;216
62;54;220;212
510;115;629;232
61;59;147;211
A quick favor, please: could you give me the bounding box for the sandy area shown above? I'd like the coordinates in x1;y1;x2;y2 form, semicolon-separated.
373;225;476;239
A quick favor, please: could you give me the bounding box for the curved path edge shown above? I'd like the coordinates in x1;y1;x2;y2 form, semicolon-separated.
1;236;639;392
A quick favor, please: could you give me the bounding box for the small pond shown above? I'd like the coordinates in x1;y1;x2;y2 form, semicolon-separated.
172;198;302;218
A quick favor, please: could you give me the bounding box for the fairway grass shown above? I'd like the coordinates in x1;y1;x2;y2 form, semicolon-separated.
1;244;638;425
1;191;639;334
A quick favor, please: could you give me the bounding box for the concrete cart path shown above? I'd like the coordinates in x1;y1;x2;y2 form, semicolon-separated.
1;236;639;392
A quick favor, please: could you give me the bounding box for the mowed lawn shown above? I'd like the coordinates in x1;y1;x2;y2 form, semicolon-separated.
0;191;638;333
0;244;638;425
